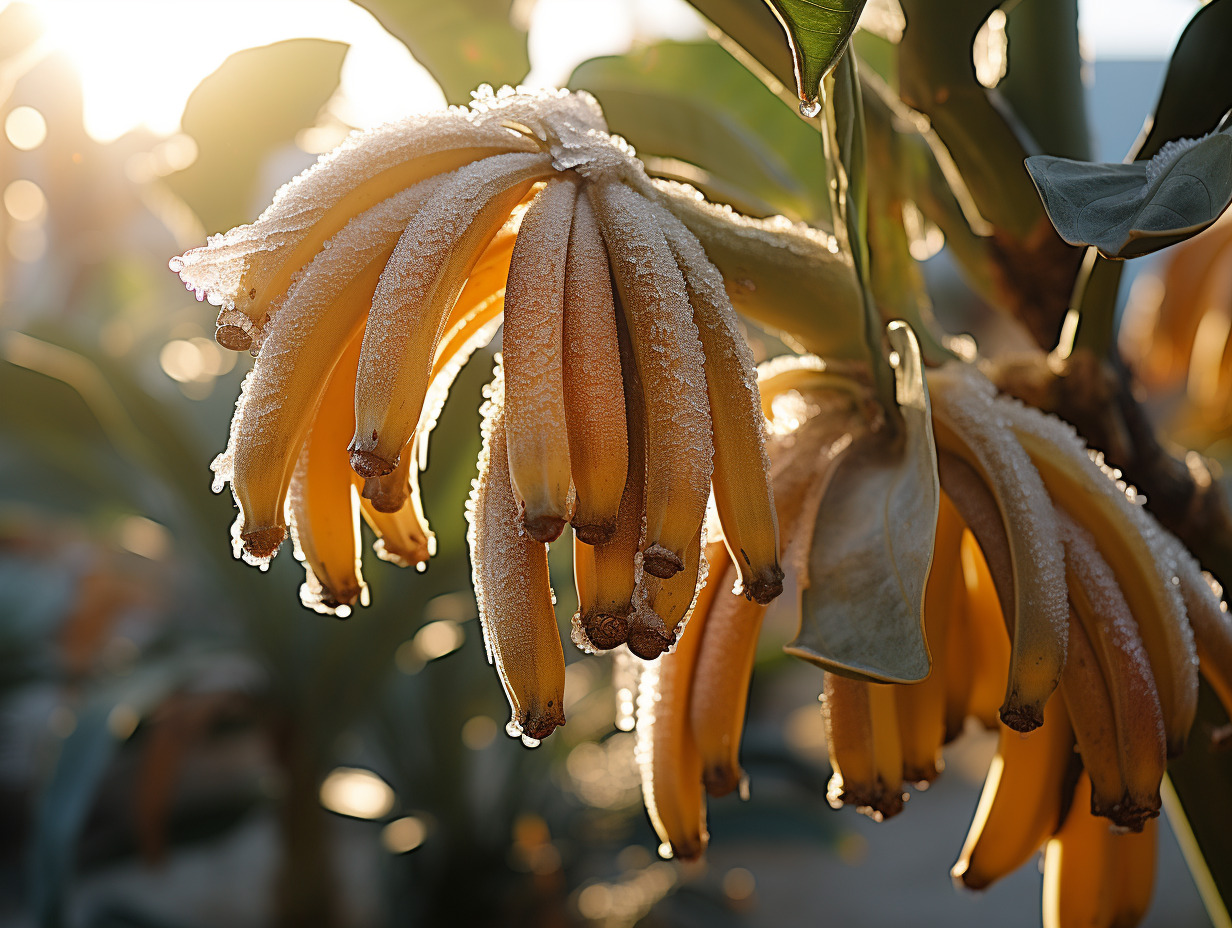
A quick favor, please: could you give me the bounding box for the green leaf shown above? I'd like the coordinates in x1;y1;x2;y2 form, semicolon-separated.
569;41;830;224
1026;128;1232;259
349;0;529;104
165;39;347;234
763;0;869;111
787;322;938;683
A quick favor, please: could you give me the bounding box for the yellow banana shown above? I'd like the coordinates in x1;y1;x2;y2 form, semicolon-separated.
1111;817;1158;927
960;530;1012;729
823;675;903;820
895;492;964;784
636;581;710;861
1058;618;1130;828
286;336;367;616
1041;773;1118;928
351;152;555;479
219;179;445;563
562;192;628;545
359;481;434;570
590;181;713;580
943;566;976;741
171;113;539;349
1059;512;1166;829
1167;539;1232;732
688;561;764;797
362;436;413;513
951;692;1073;890
468;364;565;743
502;177;578;542
631;531;711;660
932;420;1066;734
656;203;782;604
1002;400;1197;755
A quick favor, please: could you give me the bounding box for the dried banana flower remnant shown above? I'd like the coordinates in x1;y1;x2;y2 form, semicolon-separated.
172;86;816;736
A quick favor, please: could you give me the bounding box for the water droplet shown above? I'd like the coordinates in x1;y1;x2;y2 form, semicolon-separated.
799;97;821;118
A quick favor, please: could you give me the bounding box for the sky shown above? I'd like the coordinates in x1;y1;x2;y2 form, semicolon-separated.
2;0;1206;144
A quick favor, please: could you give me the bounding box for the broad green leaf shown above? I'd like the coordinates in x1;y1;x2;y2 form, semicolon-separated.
1026;128;1232;259
787;322;938;683
763;0;869;112
166;39;346;234
349;0;529;104
569;41;830;224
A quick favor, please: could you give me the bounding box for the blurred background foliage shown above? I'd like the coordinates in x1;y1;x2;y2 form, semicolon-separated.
0;1;1224;927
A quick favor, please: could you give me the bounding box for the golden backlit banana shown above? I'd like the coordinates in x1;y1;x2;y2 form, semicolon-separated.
952;693;1073;890
960;530;1012;729
562;192;628;545
590;181;713;580
286;336;366;615
930;367;1068;732
823;675;904;820
656;203;782;603
468;364;565;742
171;113;540;349
632;531;710;660
351;152;555;479
502;177;578;542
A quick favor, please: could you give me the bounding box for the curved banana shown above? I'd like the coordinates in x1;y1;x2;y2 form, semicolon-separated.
1002;399;1197;755
656;203;782;604
468;365;565;743
930;366;1068;732
562;192;628;545
1058;619;1128;828
1166;539;1232;732
217;180;444;563
636;585;711;860
823;675;904;820
632;531;710;660
171;111;540;349
287;336;367;616
951;693;1074;890
359;487;434;570
350;152;556;479
1059;512;1166;829
960;530;1012;729
1041;773;1118;928
590;181;713;580
503;177;578;542
895;492;964;784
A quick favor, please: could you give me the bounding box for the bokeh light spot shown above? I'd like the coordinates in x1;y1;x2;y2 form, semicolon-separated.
4;178;46;222
381;816;426;853
5;106;47;150
319;767;395;819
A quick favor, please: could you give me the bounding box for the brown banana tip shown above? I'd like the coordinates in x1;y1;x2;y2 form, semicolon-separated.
746;566;786;605
240;525;286;559
669;837;706;862
1167;735;1188;759
522;708;566;741
1096;794;1160;833
950;860;987;892
215;323;252;351
350;449;394;479
903;764;939;787
998;702;1044;733
703;765;741;798
871;785;905;821
642;544;683;580
583;611;629;650
626;620;672;660
572;520;616;546
522;512;567;544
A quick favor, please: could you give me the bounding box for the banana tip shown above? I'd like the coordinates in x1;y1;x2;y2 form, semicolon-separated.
522;512;566;544
572;520;615;546
584;611;629;650
215;323;252;351
522;707;566;741
241;525;286;559
627;613;672;660
703;766;742;798
745;566;785;604
642;544;683;580
350;449;394;479
998;702;1044;733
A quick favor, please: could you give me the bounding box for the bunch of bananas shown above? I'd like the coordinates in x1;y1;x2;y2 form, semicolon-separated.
174;86;1232;925
641;356;1232;928
172;86;861;736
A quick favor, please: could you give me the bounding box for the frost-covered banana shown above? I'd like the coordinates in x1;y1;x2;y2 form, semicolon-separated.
351;152;555;479
468;365;565;742
287;338;366;616
632;531;710;660
171;112;540;349
503;177;578;542
656;204;782;604
590;182;713;580
562;193;628;545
